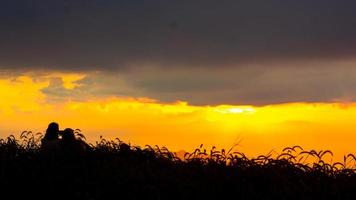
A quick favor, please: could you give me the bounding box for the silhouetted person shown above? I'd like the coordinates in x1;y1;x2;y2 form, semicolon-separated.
60;128;89;155
43;122;60;141
61;128;76;142
41;122;61;153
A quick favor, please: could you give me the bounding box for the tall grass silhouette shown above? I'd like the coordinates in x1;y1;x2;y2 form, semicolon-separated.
0;131;355;200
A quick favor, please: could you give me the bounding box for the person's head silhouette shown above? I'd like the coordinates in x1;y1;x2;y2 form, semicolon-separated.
43;122;60;141
62;128;75;142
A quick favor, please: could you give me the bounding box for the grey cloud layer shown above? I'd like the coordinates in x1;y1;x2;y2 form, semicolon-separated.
1;0;356;70
41;63;356;105
2;1;356;105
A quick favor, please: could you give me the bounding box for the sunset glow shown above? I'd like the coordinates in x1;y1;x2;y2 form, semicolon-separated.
1;73;355;160
2;2;356;198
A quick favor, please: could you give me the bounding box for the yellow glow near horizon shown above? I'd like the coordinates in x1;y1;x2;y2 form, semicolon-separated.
212;106;256;114
0;73;355;161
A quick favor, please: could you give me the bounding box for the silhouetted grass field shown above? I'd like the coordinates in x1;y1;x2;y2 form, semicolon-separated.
0;131;355;200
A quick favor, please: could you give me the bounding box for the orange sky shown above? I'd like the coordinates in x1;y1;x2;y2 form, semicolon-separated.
1;73;356;160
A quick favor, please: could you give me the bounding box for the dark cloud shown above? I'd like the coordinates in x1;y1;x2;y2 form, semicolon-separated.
1;0;356;70
121;64;356;105
3;1;356;105
38;63;356;105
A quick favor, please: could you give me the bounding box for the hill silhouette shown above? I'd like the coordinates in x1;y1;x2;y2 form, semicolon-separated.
0;130;355;200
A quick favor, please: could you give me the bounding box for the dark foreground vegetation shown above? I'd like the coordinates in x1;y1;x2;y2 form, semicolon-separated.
0;131;355;200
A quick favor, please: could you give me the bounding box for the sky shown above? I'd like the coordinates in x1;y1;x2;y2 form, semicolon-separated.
1;1;356;159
